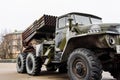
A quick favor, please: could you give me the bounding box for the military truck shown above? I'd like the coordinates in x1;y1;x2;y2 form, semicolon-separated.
16;12;120;80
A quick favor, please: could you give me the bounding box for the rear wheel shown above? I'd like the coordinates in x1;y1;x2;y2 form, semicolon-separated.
67;48;102;80
16;53;27;73
26;53;42;76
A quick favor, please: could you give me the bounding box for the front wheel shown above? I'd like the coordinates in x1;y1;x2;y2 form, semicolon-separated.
67;48;102;80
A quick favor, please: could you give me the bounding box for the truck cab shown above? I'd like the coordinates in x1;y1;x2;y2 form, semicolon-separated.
55;12;102;51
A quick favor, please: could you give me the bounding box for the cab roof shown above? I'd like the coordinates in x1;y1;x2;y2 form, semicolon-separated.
59;12;102;20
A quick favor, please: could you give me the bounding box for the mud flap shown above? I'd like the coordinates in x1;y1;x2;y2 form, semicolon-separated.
36;44;43;57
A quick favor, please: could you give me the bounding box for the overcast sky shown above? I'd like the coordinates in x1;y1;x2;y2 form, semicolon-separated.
0;0;120;33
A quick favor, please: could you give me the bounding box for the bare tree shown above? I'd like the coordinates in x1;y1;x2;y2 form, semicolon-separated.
0;29;11;59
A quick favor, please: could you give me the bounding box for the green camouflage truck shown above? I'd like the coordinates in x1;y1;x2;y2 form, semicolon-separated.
16;12;120;80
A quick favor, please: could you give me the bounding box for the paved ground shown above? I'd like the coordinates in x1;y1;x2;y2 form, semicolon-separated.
0;63;116;80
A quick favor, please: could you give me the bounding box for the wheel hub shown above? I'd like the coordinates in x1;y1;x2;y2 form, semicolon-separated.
18;58;21;67
76;62;85;76
73;59;87;78
28;58;33;70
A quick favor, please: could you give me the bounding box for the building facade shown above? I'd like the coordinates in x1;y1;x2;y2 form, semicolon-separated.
1;31;22;59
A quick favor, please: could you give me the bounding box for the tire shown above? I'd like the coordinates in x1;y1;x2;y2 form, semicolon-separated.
16;53;27;73
26;53;42;76
109;64;120;80
59;63;67;73
67;48;102;80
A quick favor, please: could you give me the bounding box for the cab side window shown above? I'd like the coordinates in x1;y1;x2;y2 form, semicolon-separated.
58;17;66;29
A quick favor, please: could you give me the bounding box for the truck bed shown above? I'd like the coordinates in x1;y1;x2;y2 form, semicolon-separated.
22;15;57;46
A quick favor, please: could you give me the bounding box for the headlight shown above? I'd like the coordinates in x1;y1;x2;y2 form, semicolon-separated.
105;35;116;47
109;37;115;45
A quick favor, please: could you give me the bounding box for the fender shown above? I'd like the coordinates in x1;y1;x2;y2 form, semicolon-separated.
60;32;112;62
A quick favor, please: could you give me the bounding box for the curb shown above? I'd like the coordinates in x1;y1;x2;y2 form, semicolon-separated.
0;59;16;63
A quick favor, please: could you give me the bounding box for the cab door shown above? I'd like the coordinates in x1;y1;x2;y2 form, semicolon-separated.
55;17;68;51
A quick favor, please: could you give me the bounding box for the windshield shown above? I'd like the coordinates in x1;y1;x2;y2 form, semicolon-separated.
58;14;102;28
72;14;102;25
91;18;102;24
74;15;91;24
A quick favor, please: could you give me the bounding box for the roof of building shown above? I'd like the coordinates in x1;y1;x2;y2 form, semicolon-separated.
4;31;23;37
